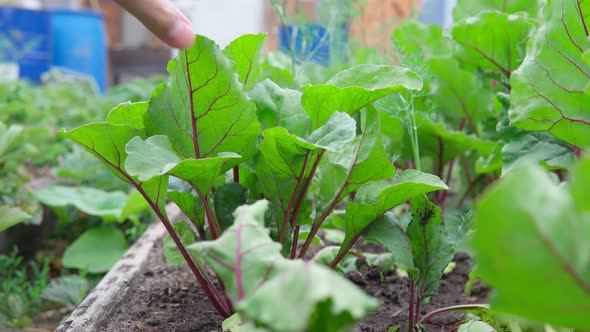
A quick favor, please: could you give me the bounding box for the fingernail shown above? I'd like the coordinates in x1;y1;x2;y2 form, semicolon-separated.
169;20;195;49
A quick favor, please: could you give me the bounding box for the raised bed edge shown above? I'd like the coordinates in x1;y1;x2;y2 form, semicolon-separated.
55;204;181;332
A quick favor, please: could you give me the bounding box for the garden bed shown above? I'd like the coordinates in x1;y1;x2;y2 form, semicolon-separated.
58;213;487;332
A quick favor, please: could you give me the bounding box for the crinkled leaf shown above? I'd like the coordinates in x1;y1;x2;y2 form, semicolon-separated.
62;226;128;273
318;109;396;212
145;35;260;160
306;112;357;152
250;79;309;137
238;260;378;332
428;57;495;126
0;205;31;232
453;0;543;21
125;135;241;193
188;200;285;301
472;162;590;329
106;101;148;129
214;183;248;232
189;200;377;332
502;130;576;174
406;196;455;299
509;0;590;147
364;212;414;270
223;33;266;89
302;65;422;129
452;12;536;75
35;185;128;220
339;170;448;258
164;221;198;266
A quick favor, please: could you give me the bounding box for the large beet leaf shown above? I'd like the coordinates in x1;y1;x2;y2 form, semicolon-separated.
509;0;590;148
188;200;378;331
472;160;590;329
145;35;260;160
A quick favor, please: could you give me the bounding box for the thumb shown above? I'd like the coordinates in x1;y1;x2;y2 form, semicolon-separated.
114;0;194;49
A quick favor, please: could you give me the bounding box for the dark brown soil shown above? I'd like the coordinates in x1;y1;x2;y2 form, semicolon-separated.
104;242;487;332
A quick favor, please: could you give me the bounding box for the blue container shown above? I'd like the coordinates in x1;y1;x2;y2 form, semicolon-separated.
50;9;107;92
0;7;52;82
279;24;348;65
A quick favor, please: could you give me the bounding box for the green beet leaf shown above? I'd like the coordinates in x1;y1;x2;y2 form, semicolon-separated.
509;0;590;148
145;35;260;161
253;112;356;228
502;131;576;174
317;108;396;213
35;185;127;221
472;162;590;329
406;196;454;298
0;205;31;232
238;261;378;332
61;123;169;215
401;113;495;167
106;101;148;129
250;79;310;137
189;200;378;332
223;33;266;90
125;135;241;194
428;57;495;129
62;226;128;273
302;64;422;129
392;20;456;60
364;212;414;271
168;191;205;229
452;11;536;76
453;0;543;21
338;170;448;258
214;183;248;232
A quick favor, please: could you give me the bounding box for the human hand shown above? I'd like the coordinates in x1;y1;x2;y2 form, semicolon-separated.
114;0;194;49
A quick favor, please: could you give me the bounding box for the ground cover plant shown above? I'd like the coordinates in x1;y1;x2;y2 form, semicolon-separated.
61;0;590;330
0;77;163;328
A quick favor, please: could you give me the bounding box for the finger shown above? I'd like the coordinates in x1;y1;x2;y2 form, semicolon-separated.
114;0;194;49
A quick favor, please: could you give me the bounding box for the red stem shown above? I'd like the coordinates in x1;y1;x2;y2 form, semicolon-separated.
408;278;415;332
415;297;421;325
418;304;488;325
328;233;361;268
279;151;311;244
289;225;300;259
185;51;201;159
289;151;324;229
233;166;239;183
196;190;221;239
85;149;229;316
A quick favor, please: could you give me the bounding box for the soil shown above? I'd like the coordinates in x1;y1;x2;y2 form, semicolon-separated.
104;241;488;332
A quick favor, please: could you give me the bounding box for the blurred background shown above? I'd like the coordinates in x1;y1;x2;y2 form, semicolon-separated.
0;0;458;330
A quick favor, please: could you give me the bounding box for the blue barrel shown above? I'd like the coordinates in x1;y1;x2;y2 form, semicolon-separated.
279;24;348;65
0;7;52;82
50;9;107;92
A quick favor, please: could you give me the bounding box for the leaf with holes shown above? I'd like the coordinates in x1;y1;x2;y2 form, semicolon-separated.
452;11;536;76
145;35;260;160
472;160;590;329
337;171;448;260
406;196;455;299
509;0;590;148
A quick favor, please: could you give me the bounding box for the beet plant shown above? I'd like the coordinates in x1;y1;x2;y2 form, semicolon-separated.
60;30;458;330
